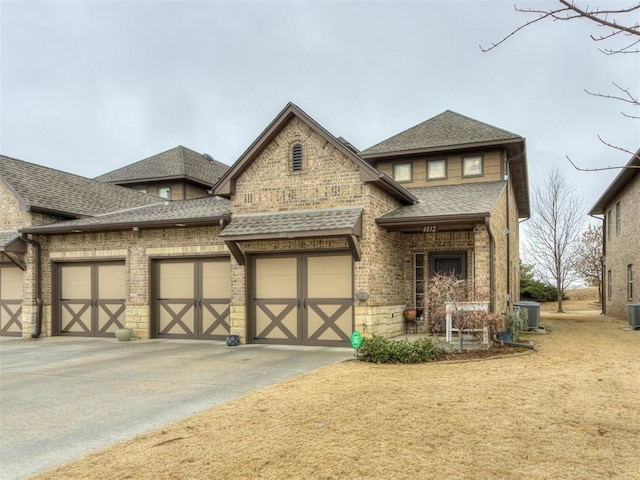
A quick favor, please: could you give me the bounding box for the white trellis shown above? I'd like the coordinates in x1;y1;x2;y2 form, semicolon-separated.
445;301;490;345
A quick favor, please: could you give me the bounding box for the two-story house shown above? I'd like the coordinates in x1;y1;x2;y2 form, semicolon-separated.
589;149;639;322
2;102;530;346
95;145;229;200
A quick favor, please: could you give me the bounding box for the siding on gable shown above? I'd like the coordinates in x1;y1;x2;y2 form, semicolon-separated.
376;150;503;187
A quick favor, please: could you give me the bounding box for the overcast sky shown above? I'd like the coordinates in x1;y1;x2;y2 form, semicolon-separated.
1;0;638;215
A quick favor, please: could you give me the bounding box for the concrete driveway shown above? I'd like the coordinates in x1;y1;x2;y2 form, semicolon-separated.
0;336;352;480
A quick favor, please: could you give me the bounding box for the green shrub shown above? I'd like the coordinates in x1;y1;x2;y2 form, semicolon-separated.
358;335;452;364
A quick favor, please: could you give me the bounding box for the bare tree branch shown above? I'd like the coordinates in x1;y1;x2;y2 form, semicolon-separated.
566;154;640;171
480;1;640;52
585;82;639;105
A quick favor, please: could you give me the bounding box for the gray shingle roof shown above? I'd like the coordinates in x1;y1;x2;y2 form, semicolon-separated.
0;154;163;218
95;145;229;187
220;207;363;238
22;196;231;233
0;230;21;250
379;182;506;219
361;110;522;156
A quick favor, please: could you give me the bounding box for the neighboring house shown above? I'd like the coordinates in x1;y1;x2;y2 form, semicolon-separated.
94;145;228;200
0;154;164;336
1;102;530;347
589;149;640;322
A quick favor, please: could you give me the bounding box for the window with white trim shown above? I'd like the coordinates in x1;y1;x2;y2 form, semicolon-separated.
616;202;621;235
414;253;425;309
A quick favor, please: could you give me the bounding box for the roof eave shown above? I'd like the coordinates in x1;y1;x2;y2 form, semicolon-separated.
360;138;524;160
21;215;228;235
589;149;640;215
376;213;489;232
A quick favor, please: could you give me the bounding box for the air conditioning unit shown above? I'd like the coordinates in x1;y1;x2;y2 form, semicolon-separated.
629;303;640;329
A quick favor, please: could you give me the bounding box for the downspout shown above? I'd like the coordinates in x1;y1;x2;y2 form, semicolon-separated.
505;157;511;309
590;213;606;315
21;234;43;338
484;217;495;313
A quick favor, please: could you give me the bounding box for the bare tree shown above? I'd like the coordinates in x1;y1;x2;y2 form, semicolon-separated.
481;1;639;166
525;167;585;313
575;224;604;308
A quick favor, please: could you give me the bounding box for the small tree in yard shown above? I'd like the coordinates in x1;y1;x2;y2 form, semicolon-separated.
423;273;504;353
575;224;604;307
525;167;584;313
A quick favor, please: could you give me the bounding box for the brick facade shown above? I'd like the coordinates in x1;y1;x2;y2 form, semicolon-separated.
603;173;639;321
3;106;528;344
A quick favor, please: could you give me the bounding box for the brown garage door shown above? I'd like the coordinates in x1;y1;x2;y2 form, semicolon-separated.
56;262;126;337
0;264;23;337
154;258;230;340
251;253;353;347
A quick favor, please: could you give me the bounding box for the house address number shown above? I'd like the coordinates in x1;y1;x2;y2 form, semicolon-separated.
422;226;438;233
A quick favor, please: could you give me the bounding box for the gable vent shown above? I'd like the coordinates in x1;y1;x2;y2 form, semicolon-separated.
292;143;303;171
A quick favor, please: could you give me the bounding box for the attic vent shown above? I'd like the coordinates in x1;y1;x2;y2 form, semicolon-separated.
292;143;303;171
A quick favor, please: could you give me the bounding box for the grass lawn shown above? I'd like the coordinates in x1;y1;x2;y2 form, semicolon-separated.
34;290;639;480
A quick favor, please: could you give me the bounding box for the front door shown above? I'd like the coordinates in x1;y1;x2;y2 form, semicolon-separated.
251;253;353;347
430;252;467;279
57;262;126;337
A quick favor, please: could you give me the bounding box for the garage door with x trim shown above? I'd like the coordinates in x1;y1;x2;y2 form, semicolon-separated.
154;258;231;340
251;253;353;347
0;264;23;337
56;262;126;337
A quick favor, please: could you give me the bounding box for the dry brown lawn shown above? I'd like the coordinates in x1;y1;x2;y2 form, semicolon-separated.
34;289;639;480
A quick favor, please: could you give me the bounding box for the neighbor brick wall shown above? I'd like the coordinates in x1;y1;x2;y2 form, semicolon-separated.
603;173;640;322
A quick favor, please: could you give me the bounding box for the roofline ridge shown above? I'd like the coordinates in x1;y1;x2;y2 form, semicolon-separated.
233;206;365;217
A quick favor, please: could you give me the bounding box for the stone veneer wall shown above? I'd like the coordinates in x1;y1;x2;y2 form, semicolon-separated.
604;173;639;321
27;226;228;339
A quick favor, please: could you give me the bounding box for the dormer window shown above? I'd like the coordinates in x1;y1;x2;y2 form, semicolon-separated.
462;155;483;177
427;159;446;180
393;163;412;182
292;143;303;171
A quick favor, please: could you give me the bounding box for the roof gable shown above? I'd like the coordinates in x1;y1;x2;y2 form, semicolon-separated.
589;149;640;215
360;110;523;158
95;145;229;187
0;154;163;218
213;102;416;204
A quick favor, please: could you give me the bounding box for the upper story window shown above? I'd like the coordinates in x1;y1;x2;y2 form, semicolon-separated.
462;155;483;177
292;143;303;172
616;202;621;235
158;187;171;200
393;163;412;182
607;209;613;240
427;159;446;180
